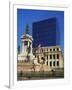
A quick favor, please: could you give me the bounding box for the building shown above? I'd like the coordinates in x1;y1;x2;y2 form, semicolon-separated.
32;17;60;48
33;46;64;71
17;24;64;73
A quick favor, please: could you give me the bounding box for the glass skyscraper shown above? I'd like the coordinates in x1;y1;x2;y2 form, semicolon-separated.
32;17;60;48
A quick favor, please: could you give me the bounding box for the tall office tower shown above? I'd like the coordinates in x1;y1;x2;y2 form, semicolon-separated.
32;17;60;48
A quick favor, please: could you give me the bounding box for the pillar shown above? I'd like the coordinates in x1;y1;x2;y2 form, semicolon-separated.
30;42;32;54
21;41;24;53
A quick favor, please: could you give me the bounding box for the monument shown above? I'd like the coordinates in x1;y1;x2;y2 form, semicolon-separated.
18;24;35;62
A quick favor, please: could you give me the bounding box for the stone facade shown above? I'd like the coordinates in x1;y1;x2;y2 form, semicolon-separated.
33;46;64;71
17;46;64;72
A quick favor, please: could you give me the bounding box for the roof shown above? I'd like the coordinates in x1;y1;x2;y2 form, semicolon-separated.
21;34;33;41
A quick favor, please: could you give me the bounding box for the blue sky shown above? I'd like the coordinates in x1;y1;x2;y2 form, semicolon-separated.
17;9;64;52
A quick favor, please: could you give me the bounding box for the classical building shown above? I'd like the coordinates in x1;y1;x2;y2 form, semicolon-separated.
33;46;64;71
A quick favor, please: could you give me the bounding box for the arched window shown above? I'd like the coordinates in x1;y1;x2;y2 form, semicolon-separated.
53;48;55;51
50;49;52;51
57;48;59;51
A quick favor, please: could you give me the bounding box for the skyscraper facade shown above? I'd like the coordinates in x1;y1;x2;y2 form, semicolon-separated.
32;17;60;48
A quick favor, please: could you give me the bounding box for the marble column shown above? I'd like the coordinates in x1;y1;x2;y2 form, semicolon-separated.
30;42;32;54
21;41;24;53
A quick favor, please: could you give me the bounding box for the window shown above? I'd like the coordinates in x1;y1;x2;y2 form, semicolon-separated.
47;61;48;65
53;61;55;66
47;55;48;60
50;61;52;66
50;55;52;59
57;61;59;66
53;54;55;59
57;54;59;59
53;48;55;51
57;48;59;51
50;49;52;51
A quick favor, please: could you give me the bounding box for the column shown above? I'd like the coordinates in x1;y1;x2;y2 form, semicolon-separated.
21;41;24;53
30;42;32;54
28;40;29;47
